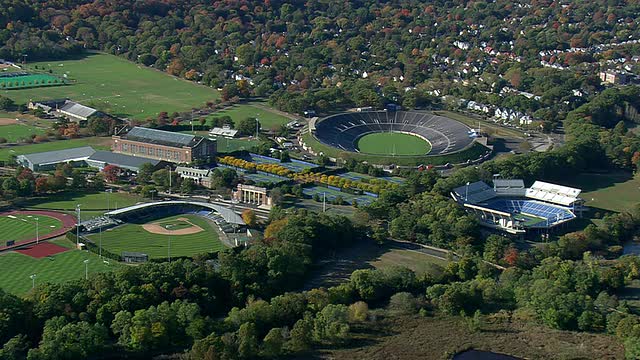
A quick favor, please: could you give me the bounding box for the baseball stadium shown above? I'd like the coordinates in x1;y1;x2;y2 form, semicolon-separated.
451;179;584;235
305;110;490;165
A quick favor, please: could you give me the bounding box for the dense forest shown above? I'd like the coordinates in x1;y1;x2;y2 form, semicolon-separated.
2;0;640;125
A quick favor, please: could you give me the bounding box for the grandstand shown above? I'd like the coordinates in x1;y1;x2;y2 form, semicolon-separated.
313;111;474;155
451;179;583;235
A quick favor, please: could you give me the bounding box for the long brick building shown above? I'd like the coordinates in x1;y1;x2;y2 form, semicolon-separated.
112;127;216;164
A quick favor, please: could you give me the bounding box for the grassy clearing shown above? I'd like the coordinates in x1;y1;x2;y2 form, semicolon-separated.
2;53;218;119
0;214;61;242
369;248;448;275
21;191;142;215
87;214;224;259
0;124;46;142
357;132;431;155
562;172;640;212
0;137;110;161
208;103;291;130
437;110;526;139
0;238;119;296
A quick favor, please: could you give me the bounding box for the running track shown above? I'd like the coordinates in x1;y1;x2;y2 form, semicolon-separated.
0;210;76;252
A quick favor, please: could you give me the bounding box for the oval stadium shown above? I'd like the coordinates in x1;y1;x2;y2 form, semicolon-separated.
309;111;482;165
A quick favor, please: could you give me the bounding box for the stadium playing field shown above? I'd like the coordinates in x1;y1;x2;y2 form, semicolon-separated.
2;53;218;119
356;132;431;155
0;124;46;142
0;239;118;296
87;214;224;259
0;74;64;89
0;214;61;242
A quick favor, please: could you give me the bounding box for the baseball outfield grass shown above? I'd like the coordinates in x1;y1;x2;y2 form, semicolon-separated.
86;214;225;259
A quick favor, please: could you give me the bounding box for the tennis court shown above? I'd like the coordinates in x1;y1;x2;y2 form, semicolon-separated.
302;185;377;206
248;153;316;172
0;73;64;89
339;171;406;184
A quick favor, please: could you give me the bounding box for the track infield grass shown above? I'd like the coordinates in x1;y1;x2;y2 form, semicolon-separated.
21;191;143;214
2;53;218;120
356;132;431;155
0;238;119;296
87;214;224;259
0;214;62;242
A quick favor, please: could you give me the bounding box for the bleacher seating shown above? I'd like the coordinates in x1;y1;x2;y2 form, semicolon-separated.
314;111;474;155
484;199;575;225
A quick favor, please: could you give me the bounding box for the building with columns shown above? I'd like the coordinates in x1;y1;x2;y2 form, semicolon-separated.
233;184;273;208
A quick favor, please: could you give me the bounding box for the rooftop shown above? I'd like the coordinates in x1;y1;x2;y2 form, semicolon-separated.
18;146;95;166
59;101;98;119
88;151;161;171
123;127;200;148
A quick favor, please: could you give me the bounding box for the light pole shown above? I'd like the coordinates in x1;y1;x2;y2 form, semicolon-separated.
165;224;174;262
83;259;89;280
30;274;36;289
76;204;81;248
35;217;39;245
465;182;470;202
323;192;326;213
255;115;260;138
99;225;102;259
167;166;172;194
106;188;112;211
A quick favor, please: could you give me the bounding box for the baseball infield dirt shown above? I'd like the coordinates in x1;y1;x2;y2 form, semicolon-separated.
142;217;204;235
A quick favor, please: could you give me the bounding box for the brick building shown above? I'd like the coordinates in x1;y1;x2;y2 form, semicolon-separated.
112;127;216;164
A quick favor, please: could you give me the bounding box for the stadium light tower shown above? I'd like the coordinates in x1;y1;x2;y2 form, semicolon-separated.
76;204;81;247
106;188;113;211
30;274;36;289
35;217;39;245
465;182;470;202
83;259;89;280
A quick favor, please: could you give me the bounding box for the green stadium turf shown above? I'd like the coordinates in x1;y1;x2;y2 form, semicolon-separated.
0;124;46;142
0;238;119;296
0;137;110;161
0;214;61;242
87;214;224;259
2;53;218;120
0;74;65;89
356;132;432;155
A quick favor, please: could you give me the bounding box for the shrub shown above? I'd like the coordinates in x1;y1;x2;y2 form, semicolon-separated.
388;292;418;315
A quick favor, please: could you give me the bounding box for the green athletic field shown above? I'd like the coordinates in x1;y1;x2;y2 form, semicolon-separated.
302;132;489;166
22;191;143;214
0;214;61;242
0;74;64;89
0;137;110;161
564;172;640;212
0;124;46;143
209;103;292;130
87;214;224;259
0;238;118;296
356;132;431;155
2;53;218;119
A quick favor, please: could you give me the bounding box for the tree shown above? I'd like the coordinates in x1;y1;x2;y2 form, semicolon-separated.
102;165;121;183
261;328;285;358
35;177;49;193
237;117;260;136
237;322;258;359
27;319;108;360
388;292;418;315
313;304;349;343
348;301;369;322
180;178;196;194
242;209;257;227
286;313;313;352
0;96;14;111
137;163;155;184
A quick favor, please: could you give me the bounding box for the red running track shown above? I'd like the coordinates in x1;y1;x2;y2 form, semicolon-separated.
16;242;70;258
0;210;76;252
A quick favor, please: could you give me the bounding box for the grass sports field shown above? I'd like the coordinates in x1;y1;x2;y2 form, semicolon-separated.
22;191;142;214
0;214;61;242
0;137;110;161
209;103;291;130
565;172;640;212
356;132;431;155
88;214;224;259
0;238;118;296
0;74;64;89
0;124;46;142
2;53;218;119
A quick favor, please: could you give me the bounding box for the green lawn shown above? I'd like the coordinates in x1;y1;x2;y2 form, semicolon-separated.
369;248;448;275
2;53;218;120
0;214;62;242
0;238;119;296
0;137;110;161
87;214;224;259
562;172;640;212
209;103;291;130
0;124;46;142
0;73;64;89
22;191;143;215
357;132;431;155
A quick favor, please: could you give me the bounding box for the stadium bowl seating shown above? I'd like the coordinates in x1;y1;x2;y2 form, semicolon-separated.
313;111;474;155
